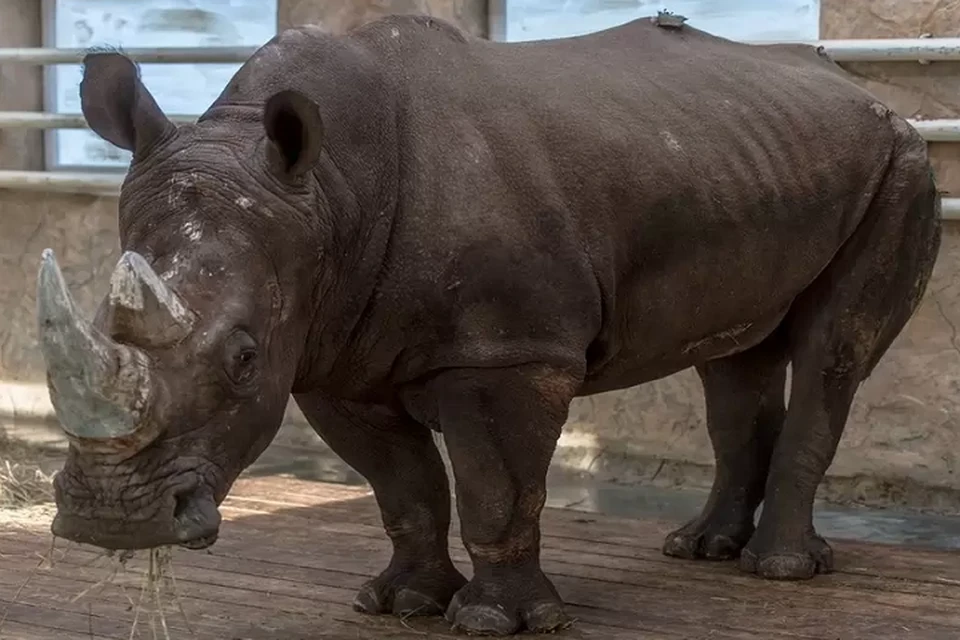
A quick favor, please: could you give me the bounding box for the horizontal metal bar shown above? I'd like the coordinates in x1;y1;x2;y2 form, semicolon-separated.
0;112;197;129
0;170;122;196
909;119;960;142
0;46;257;64
1;170;959;220
4;112;960;144
946;197;960;219
1;38;960;65
816;38;960;62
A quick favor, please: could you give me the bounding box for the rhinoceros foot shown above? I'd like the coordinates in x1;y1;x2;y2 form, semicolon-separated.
739;532;834;580
662;517;755;561
352;560;467;618
446;567;570;636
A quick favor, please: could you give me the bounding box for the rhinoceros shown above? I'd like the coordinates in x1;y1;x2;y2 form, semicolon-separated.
38;14;941;636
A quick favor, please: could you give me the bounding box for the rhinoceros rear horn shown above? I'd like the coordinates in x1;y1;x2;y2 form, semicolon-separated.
104;251;197;346
37;249;159;453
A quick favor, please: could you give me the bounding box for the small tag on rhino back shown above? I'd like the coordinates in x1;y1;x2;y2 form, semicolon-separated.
654;10;688;30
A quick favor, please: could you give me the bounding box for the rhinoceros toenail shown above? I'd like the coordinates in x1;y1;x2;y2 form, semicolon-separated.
523;602;570;632
757;553;816;580
352;585;383;614
453;604;519;636
739;548;759;574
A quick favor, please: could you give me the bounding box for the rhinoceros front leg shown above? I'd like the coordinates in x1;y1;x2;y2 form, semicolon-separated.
294;393;466;617
421;364;578;636
663;337;787;560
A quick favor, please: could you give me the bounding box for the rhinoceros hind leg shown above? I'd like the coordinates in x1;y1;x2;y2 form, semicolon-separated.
294;392;466;617
663;335;787;561
740;142;941;580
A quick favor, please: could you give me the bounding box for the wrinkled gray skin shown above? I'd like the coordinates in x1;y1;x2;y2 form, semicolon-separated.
40;16;942;636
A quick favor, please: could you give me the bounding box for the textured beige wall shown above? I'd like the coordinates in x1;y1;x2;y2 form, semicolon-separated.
821;0;960;196
0;193;119;381
3;0;960;511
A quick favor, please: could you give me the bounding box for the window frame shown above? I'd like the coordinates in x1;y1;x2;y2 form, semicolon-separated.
488;0;509;42
487;0;820;45
39;0;278;172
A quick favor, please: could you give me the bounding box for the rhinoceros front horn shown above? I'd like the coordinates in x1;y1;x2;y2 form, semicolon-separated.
37;249;162;454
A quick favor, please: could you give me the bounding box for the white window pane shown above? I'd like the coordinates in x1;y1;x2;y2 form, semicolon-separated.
46;0;277;170
501;0;820;44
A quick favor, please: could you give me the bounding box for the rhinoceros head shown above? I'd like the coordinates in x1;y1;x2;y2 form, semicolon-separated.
38;52;325;550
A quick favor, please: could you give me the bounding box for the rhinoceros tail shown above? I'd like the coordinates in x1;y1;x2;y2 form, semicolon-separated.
862;163;942;377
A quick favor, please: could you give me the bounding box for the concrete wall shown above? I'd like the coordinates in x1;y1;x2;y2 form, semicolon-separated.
822;0;960;196
2;0;960;512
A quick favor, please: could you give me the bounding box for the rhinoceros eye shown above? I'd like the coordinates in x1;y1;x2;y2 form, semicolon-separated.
224;330;258;386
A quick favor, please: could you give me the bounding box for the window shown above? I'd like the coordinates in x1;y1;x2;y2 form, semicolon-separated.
490;0;820;44
42;0;278;171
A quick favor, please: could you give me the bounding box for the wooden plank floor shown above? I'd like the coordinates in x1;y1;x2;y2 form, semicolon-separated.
2;477;960;640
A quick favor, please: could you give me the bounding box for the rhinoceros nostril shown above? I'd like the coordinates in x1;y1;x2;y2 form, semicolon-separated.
172;487;222;548
173;491;190;519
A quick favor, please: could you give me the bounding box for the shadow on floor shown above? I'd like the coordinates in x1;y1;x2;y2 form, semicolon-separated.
246;440;960;551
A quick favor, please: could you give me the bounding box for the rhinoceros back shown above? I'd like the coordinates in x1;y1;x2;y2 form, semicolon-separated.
342;16;912;386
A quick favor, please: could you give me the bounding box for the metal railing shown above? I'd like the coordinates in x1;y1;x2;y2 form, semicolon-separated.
794;37;960;62
0;170;123;196
1;38;960;219
1;37;958;64
3;169;958;219
908;119;960;142
0;112;197;129
4;110;960;141
0;46;257;64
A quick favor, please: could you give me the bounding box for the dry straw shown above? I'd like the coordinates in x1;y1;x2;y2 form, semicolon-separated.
0;538;196;639
0;438;56;507
0;438;195;639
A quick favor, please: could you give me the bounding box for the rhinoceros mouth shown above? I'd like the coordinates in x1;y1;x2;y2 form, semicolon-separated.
51;476;222;551
50;508;222;551
49;512;218;551
179;532;218;550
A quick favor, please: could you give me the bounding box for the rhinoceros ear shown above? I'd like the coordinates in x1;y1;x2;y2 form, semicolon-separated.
80;51;175;157
263;90;324;179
